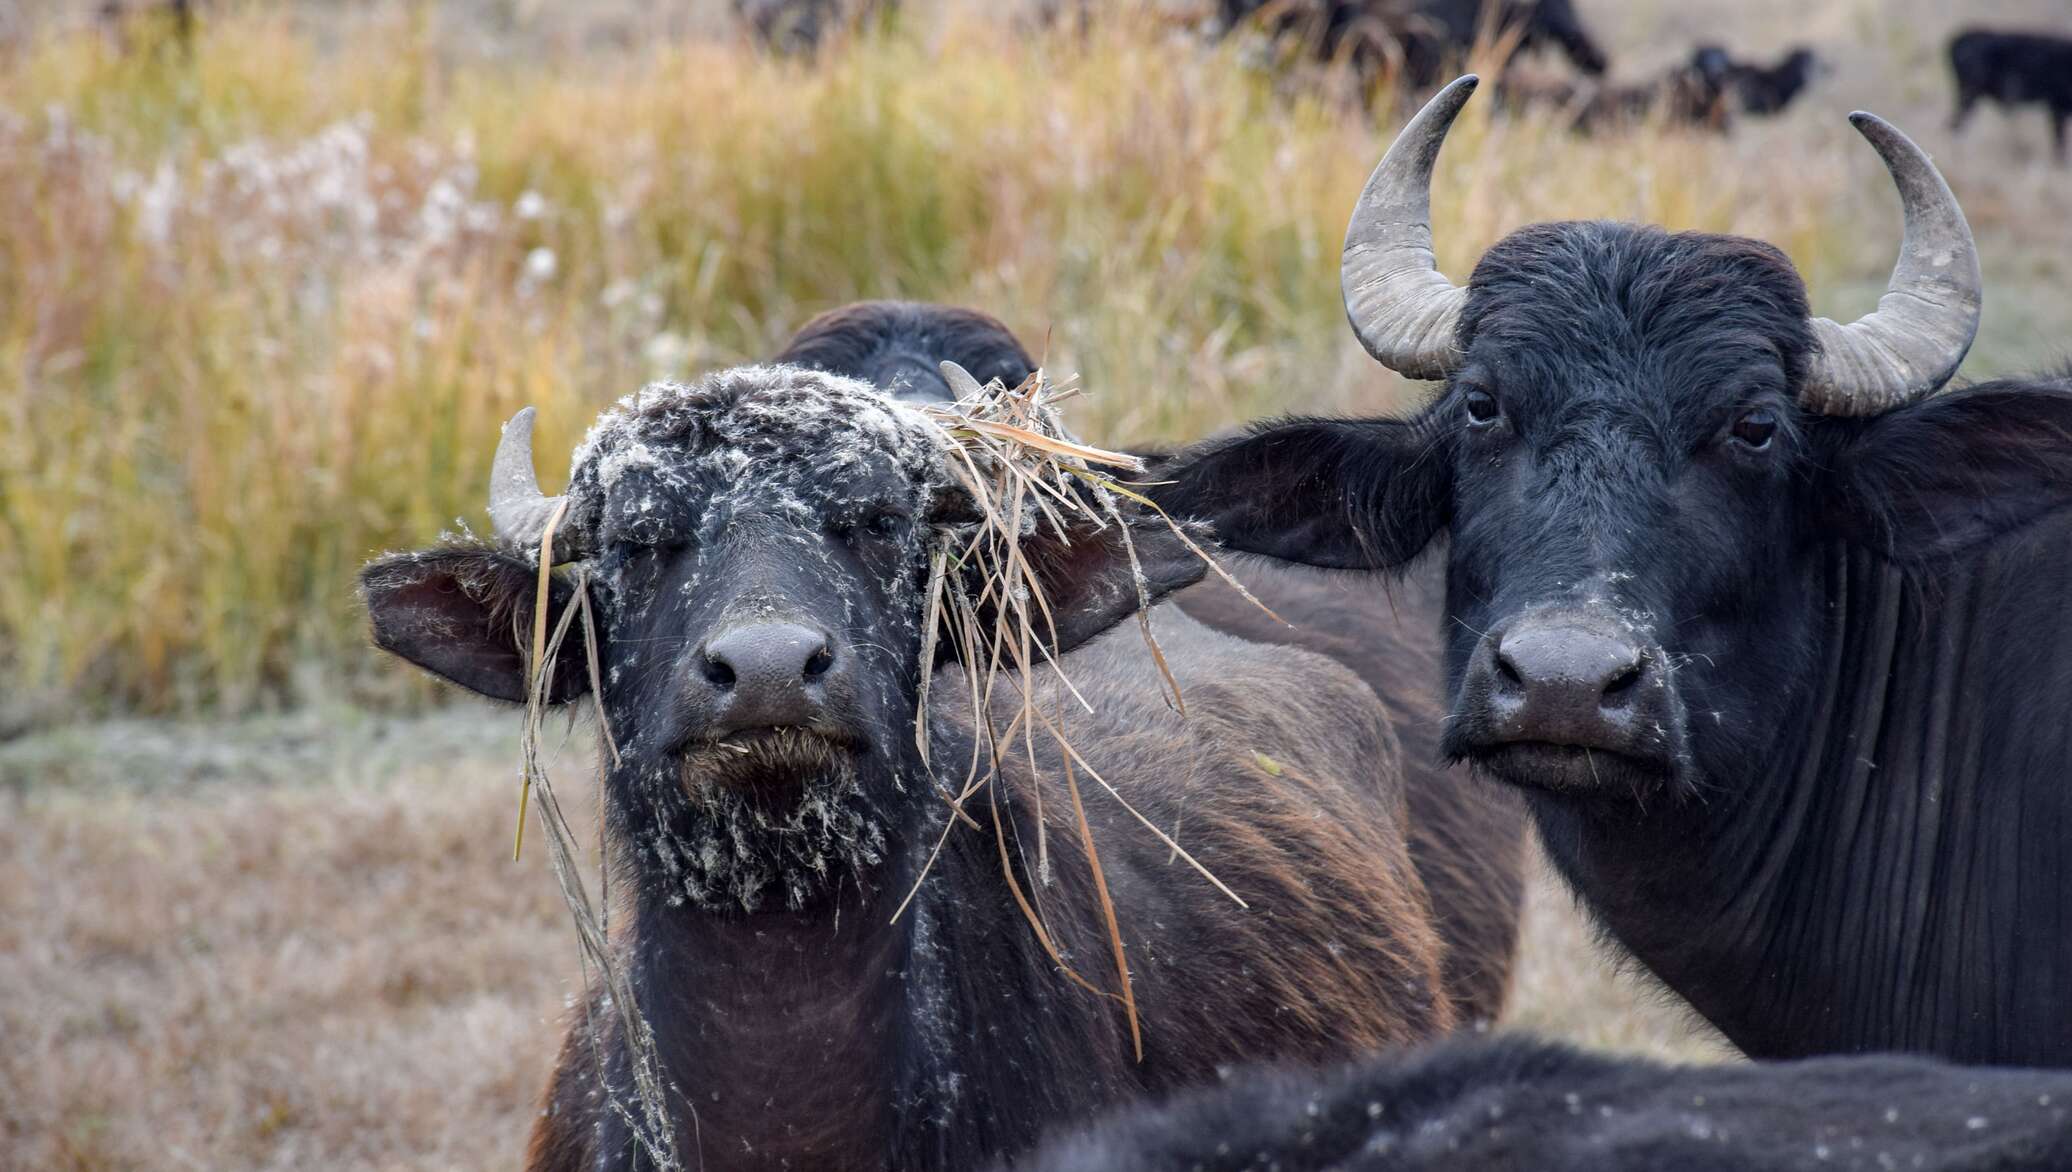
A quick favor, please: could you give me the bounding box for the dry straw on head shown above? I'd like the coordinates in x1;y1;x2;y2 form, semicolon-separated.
903;360;1268;1060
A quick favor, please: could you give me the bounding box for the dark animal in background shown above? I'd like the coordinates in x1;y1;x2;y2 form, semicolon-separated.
1496;43;1821;132
1950;28;2072;163
773;301;1039;404
1219;0;1608;92
785;298;1528;1025
1709;44;1828;115
1160;76;2072;1067
1010;1035;2072;1170
362;353;1461;1167
96;0;195;52
1405;0;1607;80
734;0;897;56
1497;51;1731;133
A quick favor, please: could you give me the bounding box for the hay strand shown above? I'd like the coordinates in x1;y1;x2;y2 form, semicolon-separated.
906;361;1262;1059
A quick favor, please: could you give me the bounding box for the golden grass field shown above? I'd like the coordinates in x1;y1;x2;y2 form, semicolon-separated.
0;0;2065;1167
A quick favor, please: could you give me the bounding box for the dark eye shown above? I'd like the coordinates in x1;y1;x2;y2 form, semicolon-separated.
1730;407;1778;449
1463;388;1500;426
855;510;908;541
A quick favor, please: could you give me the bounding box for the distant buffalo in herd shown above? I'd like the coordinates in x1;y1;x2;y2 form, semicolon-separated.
1950;27;2072;162
1218;0;1606;90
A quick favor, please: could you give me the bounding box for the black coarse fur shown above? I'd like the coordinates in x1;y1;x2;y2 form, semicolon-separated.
792;300;1528;1027
1008;1034;2072;1171
1154;214;2072;1065
1950;28;2072;163
773;300;1039;403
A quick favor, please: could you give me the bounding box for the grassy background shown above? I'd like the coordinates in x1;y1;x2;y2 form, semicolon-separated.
3;0;2064;720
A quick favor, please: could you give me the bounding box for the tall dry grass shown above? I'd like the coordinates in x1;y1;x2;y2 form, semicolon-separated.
0;2;2055;717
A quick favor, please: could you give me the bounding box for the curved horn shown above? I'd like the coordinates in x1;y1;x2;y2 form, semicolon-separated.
1342;74;1478;381
488;407;573;554
1800;113;1982;416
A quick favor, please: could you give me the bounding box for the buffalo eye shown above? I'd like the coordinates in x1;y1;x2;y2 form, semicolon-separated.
1462;388;1501;426
864;509;908;539
836;508;909;543
1730;407;1778;449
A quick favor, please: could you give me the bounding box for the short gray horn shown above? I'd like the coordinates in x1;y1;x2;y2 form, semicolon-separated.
488;407;574;555
1800;113;1983;416
1341;74;1478;381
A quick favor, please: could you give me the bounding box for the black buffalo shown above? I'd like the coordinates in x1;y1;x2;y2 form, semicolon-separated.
734;0;897;56
1496;44;1822;134
1950;28;2072;163
1710;44;1827;115
778;297;1529;1025
1158;76;2072;1065
1495;53;1732;133
362;358;1463;1167
1011;1036;2072;1170
1220;0;1608;91
1403;0;1607;79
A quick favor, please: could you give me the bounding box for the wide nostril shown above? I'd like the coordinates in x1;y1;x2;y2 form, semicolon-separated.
1601;656;1646;699
803;644;835;680
700;623;835;697
1494;649;1526;690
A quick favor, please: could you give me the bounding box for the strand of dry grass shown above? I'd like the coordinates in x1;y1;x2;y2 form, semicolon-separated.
900;362;1278;1058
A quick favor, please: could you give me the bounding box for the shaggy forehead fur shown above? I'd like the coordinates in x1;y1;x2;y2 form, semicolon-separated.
1461;222;1816;439
560;364;958;539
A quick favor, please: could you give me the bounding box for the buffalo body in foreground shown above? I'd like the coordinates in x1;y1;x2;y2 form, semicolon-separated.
1010;1036;2072;1170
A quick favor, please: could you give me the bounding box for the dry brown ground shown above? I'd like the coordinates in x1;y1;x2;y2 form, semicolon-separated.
0;707;1725;1171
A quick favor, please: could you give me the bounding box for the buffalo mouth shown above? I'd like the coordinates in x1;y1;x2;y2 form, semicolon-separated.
1462;739;1677;797
685;726;866;790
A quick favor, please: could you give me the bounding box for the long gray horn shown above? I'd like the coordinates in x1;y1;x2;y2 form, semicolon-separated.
1342;74;1477;381
488;407;571;553
1800;113;1982;416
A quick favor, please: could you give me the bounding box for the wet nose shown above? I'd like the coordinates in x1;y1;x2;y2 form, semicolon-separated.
700;623;836;733
1475;617;1665;751
1495;623;1649;712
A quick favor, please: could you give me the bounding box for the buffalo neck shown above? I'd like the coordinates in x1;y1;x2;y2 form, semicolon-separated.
592;729;1143;1171
1533;526;2072;1064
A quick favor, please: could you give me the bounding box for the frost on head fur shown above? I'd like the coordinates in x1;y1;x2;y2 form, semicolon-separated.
562;364;963;547
555;365;968;914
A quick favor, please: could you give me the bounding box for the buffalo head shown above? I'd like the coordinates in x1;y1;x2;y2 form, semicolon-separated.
1162;77;2072;804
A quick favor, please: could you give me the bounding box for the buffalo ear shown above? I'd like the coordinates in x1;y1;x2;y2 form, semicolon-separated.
359;548;591;704
947;513;1208;662
1825;378;2072;563
1148;415;1451;570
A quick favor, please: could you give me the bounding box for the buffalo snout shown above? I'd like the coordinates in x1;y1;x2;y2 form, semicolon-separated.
1451;609;1685;790
698;621;844;736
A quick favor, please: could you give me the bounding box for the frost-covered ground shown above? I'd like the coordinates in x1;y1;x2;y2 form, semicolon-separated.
0;704;1726;1170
